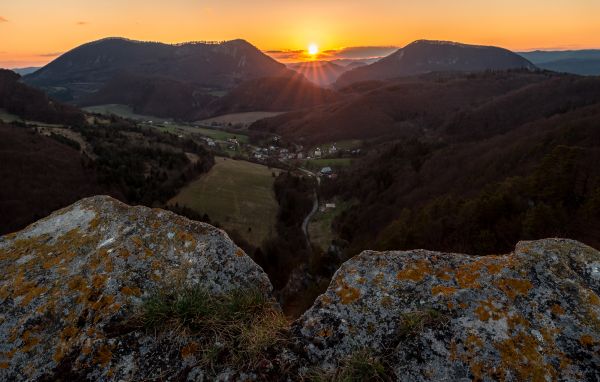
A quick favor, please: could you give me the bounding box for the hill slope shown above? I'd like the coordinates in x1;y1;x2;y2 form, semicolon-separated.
252;71;556;144
288;61;349;86
24;37;291;102
0;123;109;235
336;40;536;86
0;69;85;125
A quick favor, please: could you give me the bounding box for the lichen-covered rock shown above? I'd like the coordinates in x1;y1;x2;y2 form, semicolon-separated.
293;239;600;381
0;196;273;381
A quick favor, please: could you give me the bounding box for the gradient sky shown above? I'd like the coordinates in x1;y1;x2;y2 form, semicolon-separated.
1;0;600;67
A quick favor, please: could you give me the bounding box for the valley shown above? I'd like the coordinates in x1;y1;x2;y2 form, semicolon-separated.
2;27;600;380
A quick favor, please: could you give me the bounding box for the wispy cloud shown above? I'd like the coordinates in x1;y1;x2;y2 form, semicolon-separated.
265;46;398;63
76;21;88;26
37;52;64;57
322;46;399;60
0;16;8;23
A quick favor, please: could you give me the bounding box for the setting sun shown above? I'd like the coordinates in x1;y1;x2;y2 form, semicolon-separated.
308;43;319;56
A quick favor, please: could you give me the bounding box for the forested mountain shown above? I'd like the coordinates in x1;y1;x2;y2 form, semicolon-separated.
336;40;536;86
24;38;292;102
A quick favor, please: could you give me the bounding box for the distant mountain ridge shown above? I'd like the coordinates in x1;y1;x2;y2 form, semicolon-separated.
336;40;537;86
519;50;600;76
24;37;292;102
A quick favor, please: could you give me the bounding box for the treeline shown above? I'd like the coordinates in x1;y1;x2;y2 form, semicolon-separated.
74;121;214;205
0;70;85;126
326;101;600;256
252;173;315;289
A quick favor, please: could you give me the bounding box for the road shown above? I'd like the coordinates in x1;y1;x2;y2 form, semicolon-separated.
302;189;319;248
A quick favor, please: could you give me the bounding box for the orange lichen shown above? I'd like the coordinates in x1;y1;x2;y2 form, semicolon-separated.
20;331;40;353
121;286;142;297
550;304;565;316
336;283;361;304
435;268;453;281
0;362;9;369
475;299;504;321
118;248;130;259
60;326;78;342
396;260;431;282
495;331;557;382
235;248;245;257
92;274;108;289
431;285;456;296
180;342;199;358
381;295;393;307
496;278;533;300
485;262;504;275
131;236;143;247
580;335;595;347
373;273;385;285
318;328;333;337
455;262;483;289
95;344;112;367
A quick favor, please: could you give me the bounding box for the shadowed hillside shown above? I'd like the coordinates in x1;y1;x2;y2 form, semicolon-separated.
24;38;292;102
336;40;536;86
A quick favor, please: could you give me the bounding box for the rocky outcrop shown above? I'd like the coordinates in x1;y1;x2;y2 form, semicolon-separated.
294;239;600;381
2;196;600;381
0;196;272;381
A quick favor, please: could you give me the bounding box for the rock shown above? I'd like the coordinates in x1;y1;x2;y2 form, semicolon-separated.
0;196;273;381
293;239;600;381
2;196;600;381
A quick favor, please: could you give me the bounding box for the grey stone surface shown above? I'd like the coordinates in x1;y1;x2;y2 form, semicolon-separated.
293;239;600;381
0;196;272;381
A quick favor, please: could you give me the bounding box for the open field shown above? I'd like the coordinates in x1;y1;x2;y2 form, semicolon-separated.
192;126;250;143
155;124;250;144
303;158;352;170
83;104;171;122
0;109;22;123
168;157;281;246
198;112;285;127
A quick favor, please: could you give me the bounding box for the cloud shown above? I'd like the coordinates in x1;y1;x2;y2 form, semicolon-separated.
322;46;399;60
265;46;399;63
264;49;304;61
76;21;88;26
0;16;8;23
37;52;64;57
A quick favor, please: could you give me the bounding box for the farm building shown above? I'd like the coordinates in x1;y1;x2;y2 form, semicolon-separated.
321;167;333;175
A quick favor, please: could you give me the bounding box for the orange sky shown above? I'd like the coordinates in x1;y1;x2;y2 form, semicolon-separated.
1;0;600;67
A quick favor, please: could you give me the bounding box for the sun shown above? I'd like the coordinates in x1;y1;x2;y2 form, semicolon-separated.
308;43;319;56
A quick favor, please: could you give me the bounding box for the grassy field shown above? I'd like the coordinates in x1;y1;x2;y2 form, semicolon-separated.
304;158;353;170
0;109;21;123
83;104;172;122
198;112;284;126
192;126;250;143
169;157;281;246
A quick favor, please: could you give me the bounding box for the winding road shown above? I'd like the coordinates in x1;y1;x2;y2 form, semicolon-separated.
302;190;319;248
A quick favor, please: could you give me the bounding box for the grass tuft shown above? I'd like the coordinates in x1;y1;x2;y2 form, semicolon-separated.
137;285;289;375
306;349;393;382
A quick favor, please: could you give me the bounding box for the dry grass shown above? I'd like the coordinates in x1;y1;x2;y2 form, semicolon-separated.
138;285;290;374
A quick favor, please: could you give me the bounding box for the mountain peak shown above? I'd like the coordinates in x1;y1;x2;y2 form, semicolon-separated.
336;39;536;86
